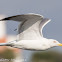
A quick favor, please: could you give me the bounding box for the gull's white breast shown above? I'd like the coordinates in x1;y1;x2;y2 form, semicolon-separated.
12;38;50;50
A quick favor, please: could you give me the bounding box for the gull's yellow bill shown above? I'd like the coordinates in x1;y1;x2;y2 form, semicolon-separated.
58;43;62;46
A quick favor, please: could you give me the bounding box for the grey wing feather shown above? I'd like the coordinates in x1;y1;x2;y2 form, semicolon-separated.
0;14;43;22
0;15;26;22
0;13;43;34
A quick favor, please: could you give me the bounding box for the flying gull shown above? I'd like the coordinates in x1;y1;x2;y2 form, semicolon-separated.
0;13;62;51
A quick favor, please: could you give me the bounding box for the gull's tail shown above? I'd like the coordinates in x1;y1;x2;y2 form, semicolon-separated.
0;43;11;46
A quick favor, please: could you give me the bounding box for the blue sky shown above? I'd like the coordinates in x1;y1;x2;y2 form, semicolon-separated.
0;0;62;62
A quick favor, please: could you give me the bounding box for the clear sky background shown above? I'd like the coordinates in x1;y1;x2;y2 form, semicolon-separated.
0;0;62;62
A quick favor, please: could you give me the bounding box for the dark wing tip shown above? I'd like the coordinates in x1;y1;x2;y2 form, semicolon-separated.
0;15;21;21
3;18;10;20
0;17;10;21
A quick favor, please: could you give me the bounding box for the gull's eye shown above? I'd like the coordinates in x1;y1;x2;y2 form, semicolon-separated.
53;41;56;43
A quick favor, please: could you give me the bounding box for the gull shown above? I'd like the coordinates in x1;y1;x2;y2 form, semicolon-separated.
0;13;62;51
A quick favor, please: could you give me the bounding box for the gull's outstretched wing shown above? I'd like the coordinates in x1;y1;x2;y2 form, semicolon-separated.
0;13;51;40
0;13;43;33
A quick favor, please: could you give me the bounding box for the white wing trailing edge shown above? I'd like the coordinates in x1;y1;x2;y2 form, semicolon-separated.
39;18;51;36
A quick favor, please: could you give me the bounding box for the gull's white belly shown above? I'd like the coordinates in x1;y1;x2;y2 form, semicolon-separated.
12;40;50;50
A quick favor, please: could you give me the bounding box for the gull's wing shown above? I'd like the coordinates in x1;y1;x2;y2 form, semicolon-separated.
0;13;51;40
0;13;43;33
1;13;43;22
